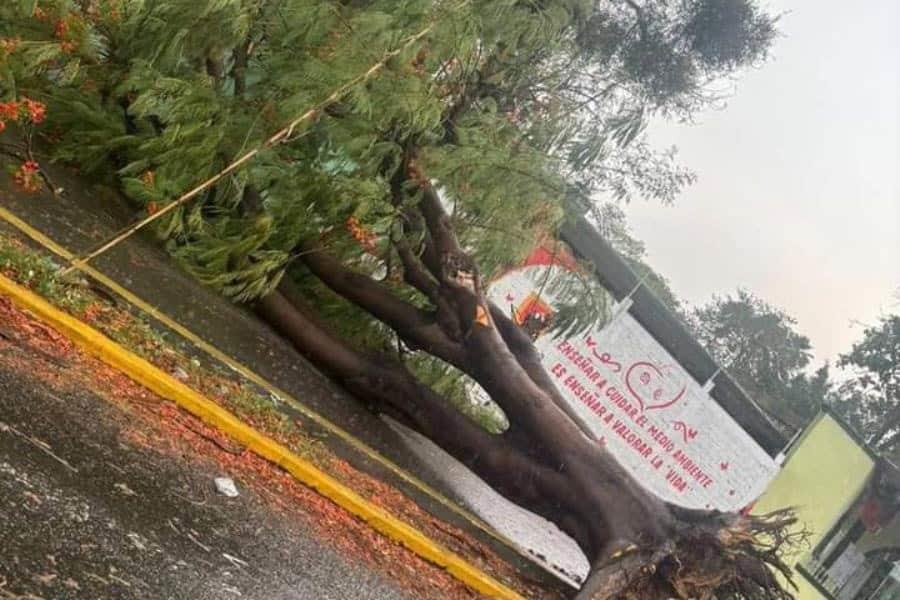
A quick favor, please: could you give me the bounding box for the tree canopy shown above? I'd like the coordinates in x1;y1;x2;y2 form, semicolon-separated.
691;289;826;431
2;0;777;280
831;315;900;456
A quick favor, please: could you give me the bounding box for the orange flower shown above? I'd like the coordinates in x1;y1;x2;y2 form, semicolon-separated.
0;121;6;134
53;14;83;53
0;38;20;55
146;202;160;215
22;98;46;124
345;216;378;254
54;20;69;39
0;101;20;122
13;161;42;194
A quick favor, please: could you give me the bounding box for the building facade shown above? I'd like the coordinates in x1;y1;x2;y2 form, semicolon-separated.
755;412;900;599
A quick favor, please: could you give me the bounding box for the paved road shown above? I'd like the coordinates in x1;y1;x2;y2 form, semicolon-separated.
0;364;418;600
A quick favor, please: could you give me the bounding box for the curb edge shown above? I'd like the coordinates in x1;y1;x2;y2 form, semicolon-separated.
0;272;523;600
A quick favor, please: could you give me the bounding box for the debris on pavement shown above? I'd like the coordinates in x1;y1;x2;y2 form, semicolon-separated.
215;476;240;498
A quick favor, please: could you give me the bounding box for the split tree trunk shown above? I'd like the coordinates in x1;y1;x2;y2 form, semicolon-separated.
257;282;669;563
251;176;798;598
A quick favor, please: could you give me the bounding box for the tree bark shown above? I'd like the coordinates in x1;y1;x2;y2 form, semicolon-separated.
255;282;615;557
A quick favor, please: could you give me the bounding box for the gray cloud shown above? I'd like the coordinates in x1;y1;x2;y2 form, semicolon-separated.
625;0;899;363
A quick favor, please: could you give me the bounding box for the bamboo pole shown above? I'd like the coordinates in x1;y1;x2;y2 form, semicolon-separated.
60;23;437;276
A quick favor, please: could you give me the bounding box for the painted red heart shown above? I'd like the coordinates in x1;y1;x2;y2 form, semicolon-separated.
625;362;686;412
720;461;729;471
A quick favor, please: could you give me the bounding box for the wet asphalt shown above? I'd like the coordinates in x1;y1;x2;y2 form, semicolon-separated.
0;365;417;599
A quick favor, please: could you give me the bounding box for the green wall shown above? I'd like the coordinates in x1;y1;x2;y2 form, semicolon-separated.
754;413;876;599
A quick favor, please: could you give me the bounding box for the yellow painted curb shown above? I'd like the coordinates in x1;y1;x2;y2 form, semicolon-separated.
0;205;519;553
0;272;523;600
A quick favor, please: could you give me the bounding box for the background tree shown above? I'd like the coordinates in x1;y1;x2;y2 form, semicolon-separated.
692;289;826;432
831;315;900;457
1;1;797;596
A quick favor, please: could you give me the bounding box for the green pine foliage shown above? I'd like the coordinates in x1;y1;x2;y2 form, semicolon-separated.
1;0;777;431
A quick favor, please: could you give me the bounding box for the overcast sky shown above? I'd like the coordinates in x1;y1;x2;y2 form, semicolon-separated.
624;0;899;366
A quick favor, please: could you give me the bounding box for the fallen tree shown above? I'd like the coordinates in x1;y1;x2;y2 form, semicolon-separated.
1;0;802;596
257;185;801;598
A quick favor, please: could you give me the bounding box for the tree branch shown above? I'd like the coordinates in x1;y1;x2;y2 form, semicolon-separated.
297;241;469;371
409;164;600;447
417;183;465;259
394;231;440;302
232;38;251;98
489;302;600;443
256;285;366;376
206;49;225;90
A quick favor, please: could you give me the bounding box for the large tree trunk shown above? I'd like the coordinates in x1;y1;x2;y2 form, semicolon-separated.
256;283;618;559
251;177;799;598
